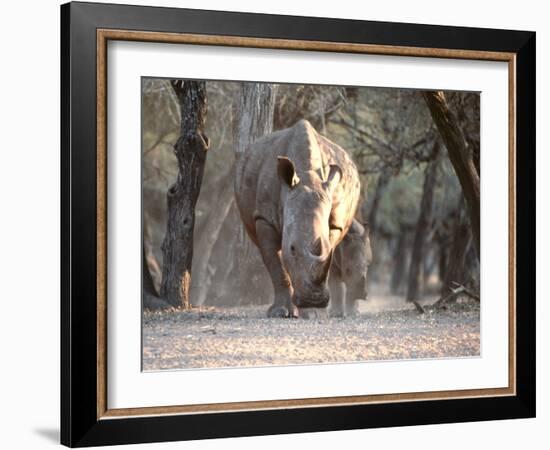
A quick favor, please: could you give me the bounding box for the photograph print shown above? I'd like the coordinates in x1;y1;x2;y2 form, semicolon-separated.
141;78;481;371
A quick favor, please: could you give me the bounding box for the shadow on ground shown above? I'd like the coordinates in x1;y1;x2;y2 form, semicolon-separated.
34;428;59;444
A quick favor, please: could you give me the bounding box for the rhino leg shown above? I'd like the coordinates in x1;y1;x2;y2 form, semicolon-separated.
329;274;346;318
345;296;360;317
255;219;297;318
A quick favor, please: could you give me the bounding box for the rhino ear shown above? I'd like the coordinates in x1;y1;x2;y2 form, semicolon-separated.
277;156;300;188
323;164;342;193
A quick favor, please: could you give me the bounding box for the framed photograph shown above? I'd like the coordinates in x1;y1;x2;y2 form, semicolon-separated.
61;1;535;447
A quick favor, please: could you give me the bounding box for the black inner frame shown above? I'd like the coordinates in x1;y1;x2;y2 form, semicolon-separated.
61;2;536;447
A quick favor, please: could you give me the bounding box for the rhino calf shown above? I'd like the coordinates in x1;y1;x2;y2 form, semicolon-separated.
329;220;372;317
234;120;361;318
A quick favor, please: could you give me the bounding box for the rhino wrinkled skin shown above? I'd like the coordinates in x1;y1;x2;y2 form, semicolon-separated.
234;120;361;318
329;220;372;317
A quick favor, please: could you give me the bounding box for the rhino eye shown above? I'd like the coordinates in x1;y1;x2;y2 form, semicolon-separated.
290;245;296;256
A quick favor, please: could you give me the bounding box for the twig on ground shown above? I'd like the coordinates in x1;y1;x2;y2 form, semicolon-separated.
433;282;480;309
450;282;480;302
433;285;465;309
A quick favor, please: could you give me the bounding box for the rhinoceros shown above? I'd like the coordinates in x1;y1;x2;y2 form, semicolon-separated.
329;220;372;317
234;119;361;317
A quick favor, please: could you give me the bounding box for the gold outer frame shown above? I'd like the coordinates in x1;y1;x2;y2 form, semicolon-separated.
96;29;516;420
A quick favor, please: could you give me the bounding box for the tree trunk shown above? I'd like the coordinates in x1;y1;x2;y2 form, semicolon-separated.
422;91;480;258
234;83;278;155
406;142;441;302
367;168;392;233
143;214;162;292
441;208;473;296
193;83;278;307
143;245;171;310
143;245;158;297
191;167;235;305
390;228;410;295
227;83;278;305
422;246;437;290
365;168;392;283
204;202;241;305
437;235;448;283
160;80;209;308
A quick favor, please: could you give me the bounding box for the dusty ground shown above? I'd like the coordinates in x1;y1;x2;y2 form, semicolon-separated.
142;295;480;371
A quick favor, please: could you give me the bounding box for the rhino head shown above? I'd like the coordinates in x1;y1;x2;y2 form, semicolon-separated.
277;156;343;309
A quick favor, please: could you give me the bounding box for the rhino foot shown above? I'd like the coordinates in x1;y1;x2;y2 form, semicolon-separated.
299;308;329;320
345;300;360;317
288;303;299;318
267;304;298;318
329;308;345;318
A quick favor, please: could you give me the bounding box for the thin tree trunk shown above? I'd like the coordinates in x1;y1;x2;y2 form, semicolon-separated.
160;80;209;308
368;168;392;233
143;214;162;292
390;228;409;295
204;203;241;305
441;208;473;296
228;83;278;305
406;141;441;302
423;247;437;289
366;168;392;283
143;245;171;310
437;235;448;283
196;83;278;307
143;245;158;297
234;83;278;155
423;91;480;258
191;167;235;305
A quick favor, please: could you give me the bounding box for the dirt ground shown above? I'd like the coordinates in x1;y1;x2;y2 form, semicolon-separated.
142;295;480;371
